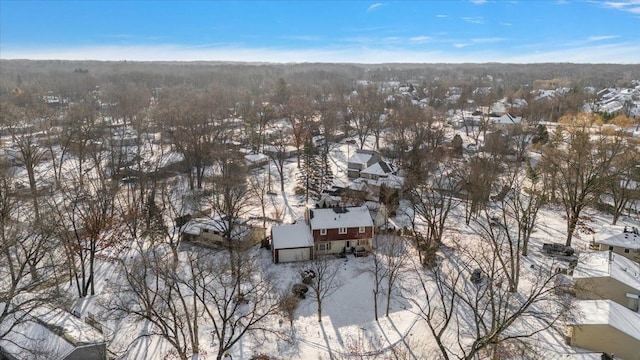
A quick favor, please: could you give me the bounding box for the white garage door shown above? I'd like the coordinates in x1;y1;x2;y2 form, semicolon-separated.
278;248;310;263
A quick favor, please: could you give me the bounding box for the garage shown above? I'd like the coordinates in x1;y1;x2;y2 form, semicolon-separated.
271;222;314;264
276;247;311;263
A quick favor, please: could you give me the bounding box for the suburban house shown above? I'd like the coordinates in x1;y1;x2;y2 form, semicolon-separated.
307;205;374;255
263;144;298;159
244;152;269;169
490;113;523;131
347;150;381;178
0;307;107;360
270;205;375;263
595;227;640;262
181;216;265;249
573;251;640;312
569;300;640;360
271;222;314;263
360;160;395;182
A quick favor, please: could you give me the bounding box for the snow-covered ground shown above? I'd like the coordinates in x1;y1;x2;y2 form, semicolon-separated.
4;128;639;360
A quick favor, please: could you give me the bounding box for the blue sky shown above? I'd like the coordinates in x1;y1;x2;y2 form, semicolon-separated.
1;0;639;63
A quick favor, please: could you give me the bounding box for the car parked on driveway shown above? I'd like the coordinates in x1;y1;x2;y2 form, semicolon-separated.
353;246;368;257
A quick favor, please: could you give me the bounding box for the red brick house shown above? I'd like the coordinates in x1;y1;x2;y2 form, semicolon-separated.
306;205;374;255
270;205;375;263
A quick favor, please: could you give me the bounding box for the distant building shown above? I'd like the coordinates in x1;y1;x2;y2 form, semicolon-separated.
595;227;640;262
347;150;381;178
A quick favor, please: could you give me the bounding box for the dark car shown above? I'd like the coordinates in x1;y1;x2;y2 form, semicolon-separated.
353;246;368;257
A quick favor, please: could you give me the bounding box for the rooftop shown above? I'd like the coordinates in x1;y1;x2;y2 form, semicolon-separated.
573;251;640;291
596;227;640;250
308;205;373;230
271;222;314;249
571;300;640;340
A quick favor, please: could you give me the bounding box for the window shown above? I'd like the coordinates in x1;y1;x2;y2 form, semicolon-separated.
338;227;347;234
358;239;369;246
359;226;366;233
609;246;614;251
320;228;327;235
318;242;332;251
625;248;630;253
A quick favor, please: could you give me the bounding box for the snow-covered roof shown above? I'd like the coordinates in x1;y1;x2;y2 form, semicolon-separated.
271;223;314;249
596;229;640;249
573;251;640;291
182;217;250;239
308;205;373;230
571;300;640;340
0;307;105;359
244;153;268;163
360;161;394;177
348;150;377;165
492;113;522;125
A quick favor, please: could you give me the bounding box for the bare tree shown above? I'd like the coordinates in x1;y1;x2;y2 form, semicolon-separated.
267;129;290;193
190;249;282;360
406;158;461;247
371;235;387;322
0;168;67;347
411;243;569;360
350;84;385;150
105;242;200;360
302;256;344;322
380;233;409;318
284;93;314;167
541;112;625;246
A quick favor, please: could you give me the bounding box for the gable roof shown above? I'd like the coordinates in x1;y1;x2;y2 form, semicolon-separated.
271;223;314;249
182;217;251;240
573;251;640;291
347;149;379;165
308;205;373;230
572;300;640;340
596;228;640;249
0;307;105;360
492;113;522;125
360;161;394;177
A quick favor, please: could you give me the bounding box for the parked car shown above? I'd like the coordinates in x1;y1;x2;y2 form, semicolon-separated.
542;243;575;256
353;246;368;257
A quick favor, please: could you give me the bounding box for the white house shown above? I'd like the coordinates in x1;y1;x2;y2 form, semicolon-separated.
595;227;640;262
569;300;640;360
573;251;640;311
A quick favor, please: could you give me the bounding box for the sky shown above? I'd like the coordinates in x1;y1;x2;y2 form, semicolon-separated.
1;0;639;64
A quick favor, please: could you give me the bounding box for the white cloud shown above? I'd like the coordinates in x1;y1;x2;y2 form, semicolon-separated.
367;3;383;12
470;0;487;4
500;22;512;26
2;42;639;64
410;36;431;43
471;37;506;43
602;1;640;14
436;14;448;18
462;16;485;24
587;35;620;41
